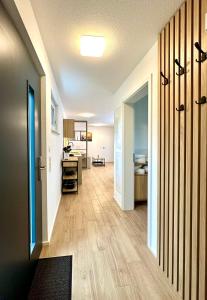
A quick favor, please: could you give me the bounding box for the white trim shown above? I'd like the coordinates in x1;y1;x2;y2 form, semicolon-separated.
147;74;153;252
42;241;50;246
123;74;154;253
113;42;158;257
48;194;62;242
122;103;134;210
113;191;122;208
40;76;48;242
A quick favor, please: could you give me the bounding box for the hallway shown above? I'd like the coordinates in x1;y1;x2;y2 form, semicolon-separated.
41;164;180;300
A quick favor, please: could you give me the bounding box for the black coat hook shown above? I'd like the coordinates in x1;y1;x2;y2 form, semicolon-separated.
176;104;185;111
194;42;207;63
175;59;185;76
160;72;169;85
195;96;207;104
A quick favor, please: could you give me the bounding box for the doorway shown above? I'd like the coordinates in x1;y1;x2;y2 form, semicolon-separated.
125;83;149;243
133;87;148;209
115;74;157;255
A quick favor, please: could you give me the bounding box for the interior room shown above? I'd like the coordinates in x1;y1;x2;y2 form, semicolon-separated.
88;125;114;164
1;0;207;299
134;90;148;207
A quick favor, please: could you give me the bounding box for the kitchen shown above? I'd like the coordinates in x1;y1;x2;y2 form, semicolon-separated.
62;120;88;193
62;119;114;193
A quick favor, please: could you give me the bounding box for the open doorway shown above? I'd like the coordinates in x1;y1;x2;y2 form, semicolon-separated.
114;74;157;255
124;83;149;242
118;77;154;251
133;86;148;210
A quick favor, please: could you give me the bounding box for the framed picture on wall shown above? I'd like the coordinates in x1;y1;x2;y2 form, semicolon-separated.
80;132;92;141
51;93;59;134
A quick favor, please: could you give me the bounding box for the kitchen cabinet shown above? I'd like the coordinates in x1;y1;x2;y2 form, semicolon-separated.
63;119;74;138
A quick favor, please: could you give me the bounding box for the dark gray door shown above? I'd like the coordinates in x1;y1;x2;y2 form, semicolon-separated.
0;2;42;299
27;82;42;260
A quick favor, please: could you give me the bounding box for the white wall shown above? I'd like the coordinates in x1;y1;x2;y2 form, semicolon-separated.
8;0;65;242
113;42;158;256
88;126;114;162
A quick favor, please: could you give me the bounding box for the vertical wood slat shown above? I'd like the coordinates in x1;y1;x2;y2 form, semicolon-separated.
164;23;170;277
158;33;161;266
185;0;193;299
179;3;187;298
160;29;166;271
199;0;207;299
173;9;180;292
191;0;201;299
168;16;175;285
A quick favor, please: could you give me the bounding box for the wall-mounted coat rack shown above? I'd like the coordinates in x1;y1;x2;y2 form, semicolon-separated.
176;104;185;111
159;1;207;299
195;96;207;104
160;72;169;85
175;59;185;76
194;42;207;63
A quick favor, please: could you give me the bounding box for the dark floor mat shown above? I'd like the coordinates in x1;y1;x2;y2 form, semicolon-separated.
28;256;72;300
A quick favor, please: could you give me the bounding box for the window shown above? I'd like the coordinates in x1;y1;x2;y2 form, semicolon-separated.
51;94;59;133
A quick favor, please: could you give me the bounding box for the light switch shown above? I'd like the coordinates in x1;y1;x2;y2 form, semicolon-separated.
205;13;207;31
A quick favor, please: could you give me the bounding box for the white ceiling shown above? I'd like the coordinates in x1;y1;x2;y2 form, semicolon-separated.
30;0;183;124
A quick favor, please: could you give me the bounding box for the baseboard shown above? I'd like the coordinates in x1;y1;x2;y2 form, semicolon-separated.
47;193;62;242
42;240;50;246
114;190;122;208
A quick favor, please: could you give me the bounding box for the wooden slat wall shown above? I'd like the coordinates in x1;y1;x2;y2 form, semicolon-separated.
179;3;186;298
191;0;200;299
160;29;165;271
168;16;175;285
157;33;161;266
164;22;170;277
184;0;193;299
199;1;207;299
173;9;180;292
158;0;207;299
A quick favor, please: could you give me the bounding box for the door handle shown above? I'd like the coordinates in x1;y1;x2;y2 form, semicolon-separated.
38;157;45;181
40;166;46;170
38;166;46;181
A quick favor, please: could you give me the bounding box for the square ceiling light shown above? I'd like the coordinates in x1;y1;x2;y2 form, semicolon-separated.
77;112;95;118
89;123;106;126
80;35;105;57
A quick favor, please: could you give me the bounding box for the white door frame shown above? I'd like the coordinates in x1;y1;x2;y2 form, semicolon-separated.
123;73;153;251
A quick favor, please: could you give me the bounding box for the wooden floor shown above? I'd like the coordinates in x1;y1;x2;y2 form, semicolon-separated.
41;163;180;300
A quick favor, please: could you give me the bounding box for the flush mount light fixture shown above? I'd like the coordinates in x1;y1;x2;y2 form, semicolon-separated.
77;112;95;118
89;123;107;126
80;35;105;57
